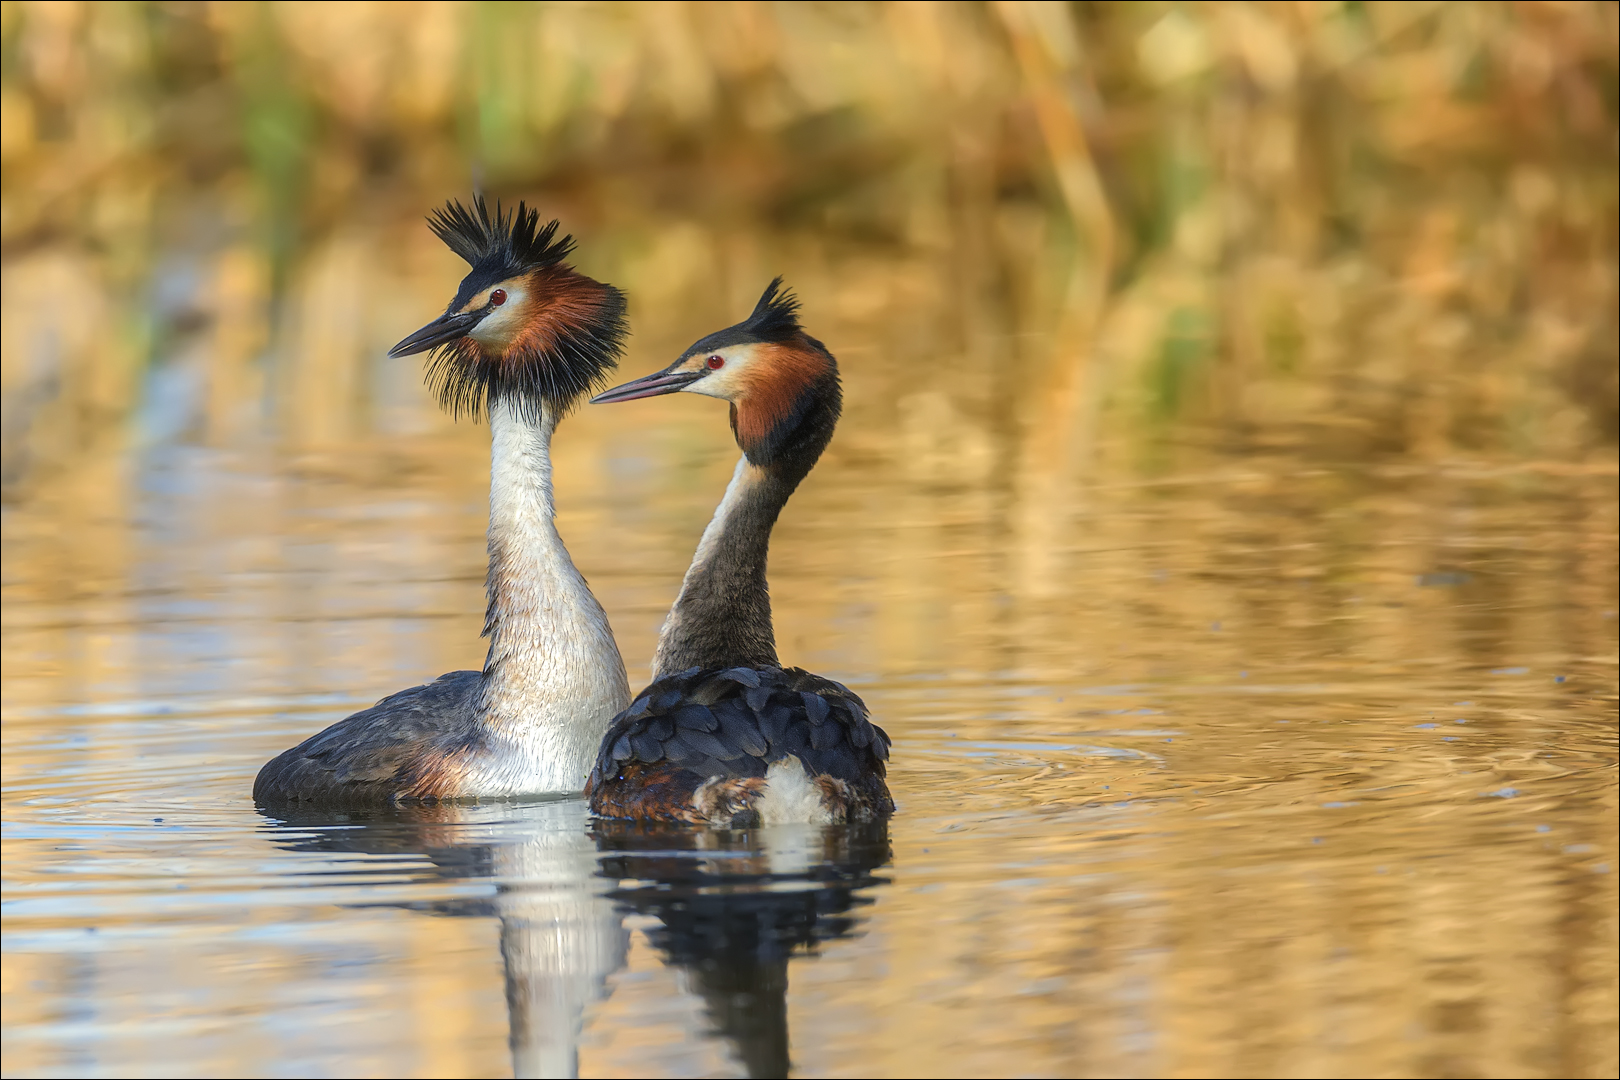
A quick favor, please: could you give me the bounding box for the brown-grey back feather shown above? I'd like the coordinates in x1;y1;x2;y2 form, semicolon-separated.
253;670;484;806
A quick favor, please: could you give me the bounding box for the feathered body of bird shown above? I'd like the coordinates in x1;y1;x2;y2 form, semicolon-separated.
586;281;894;825
254;198;631;806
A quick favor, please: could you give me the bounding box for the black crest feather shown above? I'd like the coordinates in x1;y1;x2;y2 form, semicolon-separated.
741;277;802;343
428;195;575;275
677;277;807;361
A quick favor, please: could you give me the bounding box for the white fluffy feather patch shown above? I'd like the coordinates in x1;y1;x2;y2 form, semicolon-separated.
752;757;836;826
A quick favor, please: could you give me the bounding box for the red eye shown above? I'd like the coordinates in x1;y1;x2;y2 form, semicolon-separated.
707;355;725;370
490;289;507;306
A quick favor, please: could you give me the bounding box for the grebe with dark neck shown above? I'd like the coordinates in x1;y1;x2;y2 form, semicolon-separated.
583;280;893;825
255;197;631;806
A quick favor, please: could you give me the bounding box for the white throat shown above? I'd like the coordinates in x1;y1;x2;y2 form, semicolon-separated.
477;398;630;793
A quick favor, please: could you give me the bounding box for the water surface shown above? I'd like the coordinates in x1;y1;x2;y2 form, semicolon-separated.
4;399;1614;1078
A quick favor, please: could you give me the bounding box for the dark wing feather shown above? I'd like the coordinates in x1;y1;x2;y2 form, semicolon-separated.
629;731;665;762
756;701;796;745
669;703;719;733
673;727;736;761
587;666;892;818
687;676;735;706
719;666;763;688
800;691;830;724
809;718;844;751
714;699;769;757
744;684;773;713
254;670;483;806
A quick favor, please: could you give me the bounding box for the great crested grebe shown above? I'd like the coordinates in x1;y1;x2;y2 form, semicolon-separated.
254;197;631;806
583;280;893;825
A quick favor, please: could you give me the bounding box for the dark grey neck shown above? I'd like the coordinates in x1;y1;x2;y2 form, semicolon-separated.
653;368;840;679
651;460;796;677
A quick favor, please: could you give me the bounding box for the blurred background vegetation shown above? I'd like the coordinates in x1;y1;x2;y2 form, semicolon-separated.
1;0;1616;498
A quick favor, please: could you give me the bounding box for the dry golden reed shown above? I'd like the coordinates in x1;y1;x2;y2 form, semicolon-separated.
1;2;1615;492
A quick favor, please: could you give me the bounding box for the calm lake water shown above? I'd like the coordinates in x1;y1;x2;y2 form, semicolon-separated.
3;245;1617;1078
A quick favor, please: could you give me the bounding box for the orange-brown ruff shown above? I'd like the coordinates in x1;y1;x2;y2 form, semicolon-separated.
584;279;894;826
730;341;829;456
254;198;630;806
504;265;622;371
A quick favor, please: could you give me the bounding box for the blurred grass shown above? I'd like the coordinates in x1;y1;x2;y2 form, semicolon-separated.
1;1;1615;496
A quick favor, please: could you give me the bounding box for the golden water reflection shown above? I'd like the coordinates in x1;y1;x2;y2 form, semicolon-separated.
2;317;1615;1074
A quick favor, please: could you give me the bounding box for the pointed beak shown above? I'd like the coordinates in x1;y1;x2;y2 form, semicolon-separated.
387;311;485;358
591;367;705;404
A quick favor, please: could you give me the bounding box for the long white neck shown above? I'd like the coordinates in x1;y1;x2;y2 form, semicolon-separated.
476;398;630;794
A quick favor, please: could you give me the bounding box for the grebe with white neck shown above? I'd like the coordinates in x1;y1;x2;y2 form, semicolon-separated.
583;280;893;826
254;197;630;806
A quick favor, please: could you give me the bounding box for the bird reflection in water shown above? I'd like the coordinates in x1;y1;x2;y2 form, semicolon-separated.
596;820;891;1078
260;802;890;1079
